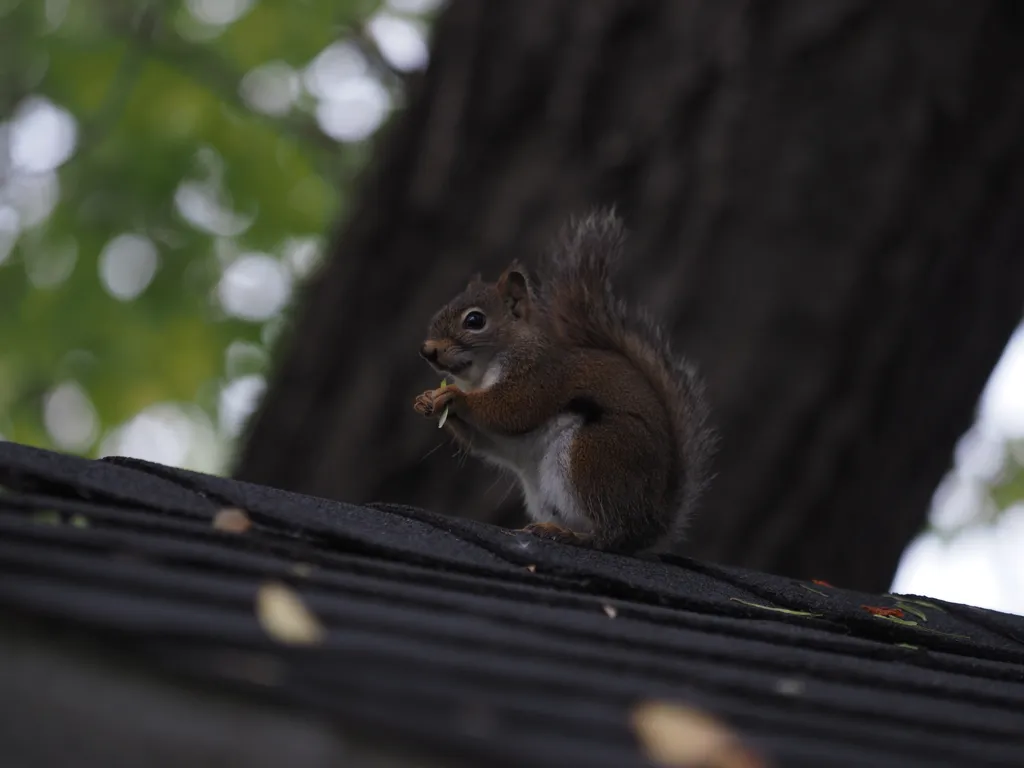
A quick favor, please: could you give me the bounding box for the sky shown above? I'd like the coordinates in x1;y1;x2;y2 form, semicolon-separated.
4;0;1024;616
890;325;1024;615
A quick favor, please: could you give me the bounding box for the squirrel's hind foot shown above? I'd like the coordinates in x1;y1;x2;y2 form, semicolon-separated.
517;522;592;547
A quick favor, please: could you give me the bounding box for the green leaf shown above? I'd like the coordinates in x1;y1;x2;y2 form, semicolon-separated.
991;463;1024;511
30;510;63;526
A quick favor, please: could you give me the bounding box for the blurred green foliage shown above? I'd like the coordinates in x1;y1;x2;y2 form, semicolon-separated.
992;446;1024;512
0;0;431;471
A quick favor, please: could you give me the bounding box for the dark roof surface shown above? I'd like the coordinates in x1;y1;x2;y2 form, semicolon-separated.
0;440;1022;768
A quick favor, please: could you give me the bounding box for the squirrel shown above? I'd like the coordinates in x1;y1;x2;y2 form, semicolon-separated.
413;209;714;554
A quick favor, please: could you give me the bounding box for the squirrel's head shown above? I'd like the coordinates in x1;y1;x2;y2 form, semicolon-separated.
420;262;535;389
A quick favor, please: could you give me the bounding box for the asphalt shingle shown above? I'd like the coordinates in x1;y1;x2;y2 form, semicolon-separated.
0;440;1022;767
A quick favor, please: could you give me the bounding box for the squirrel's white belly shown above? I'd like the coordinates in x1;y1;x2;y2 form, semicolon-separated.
481;413;592;531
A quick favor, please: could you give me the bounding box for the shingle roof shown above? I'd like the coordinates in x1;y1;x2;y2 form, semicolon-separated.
0;440;1022;767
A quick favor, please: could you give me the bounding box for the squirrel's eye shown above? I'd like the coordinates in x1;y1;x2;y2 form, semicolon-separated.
463;311;486;330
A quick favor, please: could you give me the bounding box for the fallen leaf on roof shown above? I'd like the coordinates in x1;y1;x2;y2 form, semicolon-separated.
631;701;766;768
774;678;805;696
861;605;903;618
70;514;90;528
213;507;252;533
526;564;536;573
256;581;325;646
30;510;62;526
730;598;821;617
603;604;618;618
799;584;827;597
893;601;928;621
890;596;945;613
902;597;945;612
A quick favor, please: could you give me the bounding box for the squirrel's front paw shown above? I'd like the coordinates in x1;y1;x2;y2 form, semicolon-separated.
519;522;590;546
413;391;435;417
413;386;461;418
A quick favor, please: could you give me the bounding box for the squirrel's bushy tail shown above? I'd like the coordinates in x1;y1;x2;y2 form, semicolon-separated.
538;209;715;535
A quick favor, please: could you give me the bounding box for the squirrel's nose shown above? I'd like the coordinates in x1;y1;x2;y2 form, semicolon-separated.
420;343;438;362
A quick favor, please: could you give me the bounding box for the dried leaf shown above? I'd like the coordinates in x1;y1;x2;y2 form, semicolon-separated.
602;604;618;618
30;510;62;526
861;605;904;618
631;701;765;768
798;584;827;597
893;601;928;622
906;598;945;612
256;581;325;646
526;564;536;573
893;596;946;613
730;598;821;617
214;507;251;533
774;678;805;696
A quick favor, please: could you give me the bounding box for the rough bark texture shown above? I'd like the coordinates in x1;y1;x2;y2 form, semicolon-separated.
235;0;1024;593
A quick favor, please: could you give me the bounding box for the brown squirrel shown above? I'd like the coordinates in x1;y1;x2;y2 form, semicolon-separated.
413;209;714;554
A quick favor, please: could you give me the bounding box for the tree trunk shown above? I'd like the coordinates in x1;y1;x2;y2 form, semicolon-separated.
234;0;1024;594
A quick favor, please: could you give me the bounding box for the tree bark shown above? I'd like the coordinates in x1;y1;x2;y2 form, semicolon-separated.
234;0;1024;594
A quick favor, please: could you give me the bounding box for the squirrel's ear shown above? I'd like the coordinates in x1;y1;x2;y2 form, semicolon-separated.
496;264;531;320
466;272;483;288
